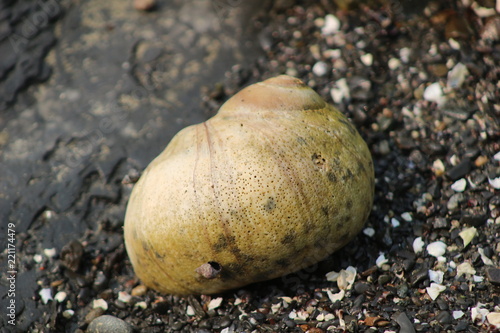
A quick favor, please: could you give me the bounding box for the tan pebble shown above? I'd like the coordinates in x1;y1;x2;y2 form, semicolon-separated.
474;155;488;167
134;0;156;11
131;284;147;296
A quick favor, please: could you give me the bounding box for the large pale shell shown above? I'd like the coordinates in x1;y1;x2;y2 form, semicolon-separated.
124;75;374;295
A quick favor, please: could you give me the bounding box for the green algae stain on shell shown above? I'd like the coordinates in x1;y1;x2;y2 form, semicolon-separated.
124;75;374;295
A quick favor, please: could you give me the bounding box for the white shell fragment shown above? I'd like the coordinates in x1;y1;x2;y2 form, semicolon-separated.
39;288;53;304
453;310;465;319
423;82;446;106
93;299;109;311
426;283;446;300
363;227;375;237
208;297;223;311
456;262;476;277
118;291;132;303
413;237;425;253
54;291;67;303
488;176;500;189
327;289;345;303
330;78;350;103
478;248;494;266
459;227;477;247
428;270;444;284
471;303;490;325
360;53;373;66
326;266;356;291
447;62;469;88
376;253;389;268
427;241;447;257
451;178;467;192
321;14;341;35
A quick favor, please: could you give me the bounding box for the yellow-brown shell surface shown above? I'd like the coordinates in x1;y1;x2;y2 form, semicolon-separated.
124;75;374;295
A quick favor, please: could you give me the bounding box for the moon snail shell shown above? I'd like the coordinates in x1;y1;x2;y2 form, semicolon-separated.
124;75;374;295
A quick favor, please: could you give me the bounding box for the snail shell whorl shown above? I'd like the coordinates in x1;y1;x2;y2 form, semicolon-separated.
124;75;374;295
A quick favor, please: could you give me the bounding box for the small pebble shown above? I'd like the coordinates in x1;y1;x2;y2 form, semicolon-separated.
93;299;108;311
427;241;447;257
44;248;57;258
363;227;375;237
117;291;132;303
360;53;373;66
453;310;465;319
447;62;468;88
54;291;67;303
413;237;425;253
39;288;53;304
423;82;446;106
321;14;341;35
388;58;401;70
486;267;500;286
488;176;500;189
401;212;412;222
486;312;500;328
134;0;156;11
208;297;223;311
131;284;147;296
330;78;350;103
436;311;453;325
62;309;74;319
428;270;444;284
87;315;133;333
312;61;329;77
394;312;415;333
451;178;467;192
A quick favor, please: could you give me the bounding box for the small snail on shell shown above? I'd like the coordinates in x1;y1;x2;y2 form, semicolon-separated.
124;75;374;295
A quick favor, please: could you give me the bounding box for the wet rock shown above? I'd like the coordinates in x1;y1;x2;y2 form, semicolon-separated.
446;158;472;181
486;267;500;286
394;312;415;333
87;315;133;333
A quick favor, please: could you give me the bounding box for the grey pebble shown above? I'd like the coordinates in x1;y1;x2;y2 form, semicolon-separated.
394;312;416;333
446;158;471;180
486;267;500;286
87;315;133;333
436;311;452;325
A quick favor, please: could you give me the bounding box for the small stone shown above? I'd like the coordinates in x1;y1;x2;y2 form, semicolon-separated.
399;47;411;63
388;58;401;70
376;253;389;268
423;83;446;106
39;288;53;304
87;315;134;333
488;176;500;189
459;227;477;247
428;270;444;284
117;291;132;303
478;248;494;266
446;158;472;180
360;53;373;66
413;237;425;253
131;284;147;296
330;78;350;103
427;241;447;257
321;14;341;35
54;291;67;303
486;312;500;328
453;310;465;319
93;299;109;311
486;267;500;286
401;212;412;222
436;311;453;325
134;0;156;11
451;178;467;192
474;155;488;167
394;312;416;333
208;297;223;311
432;159;446;176
447;193;464;211
312;61;329;77
363;227;375;237
447;62;469;88
62;309;74;319
44;248;57;258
